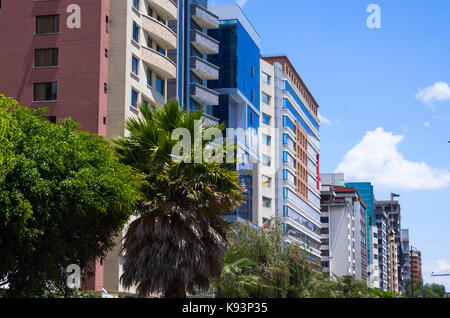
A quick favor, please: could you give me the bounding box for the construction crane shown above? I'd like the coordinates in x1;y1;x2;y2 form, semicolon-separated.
431;272;450;277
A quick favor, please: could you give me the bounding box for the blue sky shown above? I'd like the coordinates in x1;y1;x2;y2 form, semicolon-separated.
209;0;450;289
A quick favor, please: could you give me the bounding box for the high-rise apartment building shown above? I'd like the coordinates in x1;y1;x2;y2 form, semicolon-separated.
374;197;404;293
401;229;411;282
0;0;116;292
103;0;179;295
262;55;321;264
388;234;399;294
346;182;375;280
206;5;263;224
107;0;177;140
319;185;367;282
410;250;422;284
168;0;220;123
368;225;380;289
0;0;110;137
374;205;389;291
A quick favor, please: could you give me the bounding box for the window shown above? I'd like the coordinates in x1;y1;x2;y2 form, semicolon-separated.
262;72;271;84
104;83;108;94
146;68;152;86
262;155;271;167
251;66;254;78
262;113;271;125
47;116;57;124
132;56;139;75
262;197;271;208
262;176;271;188
133;0;140;11
157;15;166;25
33;82;57;101
35;48;58;67
147;7;153;17
251;89;254;102
105;48;109;57
262;92;271;105
131;89;138;107
262;134;271;146
36;15;59;34
156;75;164;95
157;45;165;55
132;22;140;42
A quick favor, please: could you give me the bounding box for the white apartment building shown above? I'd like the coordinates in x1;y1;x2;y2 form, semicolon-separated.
320;185;367;282
262;56;322;264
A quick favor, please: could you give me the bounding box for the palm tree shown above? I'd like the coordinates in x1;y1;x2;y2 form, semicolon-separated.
114;100;243;298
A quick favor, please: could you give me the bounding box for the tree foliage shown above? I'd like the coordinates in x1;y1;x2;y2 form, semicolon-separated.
0;95;139;297
213;220;399;298
114;100;243;298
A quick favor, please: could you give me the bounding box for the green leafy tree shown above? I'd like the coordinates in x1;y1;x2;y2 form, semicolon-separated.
0;95;139;297
114;100;243;298
214;219;399;298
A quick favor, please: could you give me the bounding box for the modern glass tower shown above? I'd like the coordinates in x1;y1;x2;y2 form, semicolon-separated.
207;5;262;223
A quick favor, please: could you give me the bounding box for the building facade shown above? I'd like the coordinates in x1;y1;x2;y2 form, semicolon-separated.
410;250;422;284
0;0;116;292
346;182;375;281
103;0;178;294
319;185;367;282
107;0;177;140
168;0;220;122
261;55;321;264
388;234;399;294
374;205;389;291
374;197;404;293
206;5;263;225
401;229;411;282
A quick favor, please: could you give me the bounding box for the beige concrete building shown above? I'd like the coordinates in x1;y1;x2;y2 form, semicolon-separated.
388;234;399;294
258;58;277;225
107;0;177;140
103;0;178;295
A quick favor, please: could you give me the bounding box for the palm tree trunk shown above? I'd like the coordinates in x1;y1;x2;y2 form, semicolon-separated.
165;280;187;298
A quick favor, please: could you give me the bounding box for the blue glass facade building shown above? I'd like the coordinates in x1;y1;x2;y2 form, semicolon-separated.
207;5;262;223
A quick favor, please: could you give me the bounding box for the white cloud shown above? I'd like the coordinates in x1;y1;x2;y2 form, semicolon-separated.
319;112;340;126
424;121;430;128
318;113;332;125
436;260;450;272
335;127;450;190
416;82;450;104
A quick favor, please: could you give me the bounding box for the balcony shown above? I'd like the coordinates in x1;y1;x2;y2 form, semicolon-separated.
190;56;219;81
142;15;177;50
190;3;219;30
190;83;219;106
141;47;176;79
147;0;177;21
190;30;219;55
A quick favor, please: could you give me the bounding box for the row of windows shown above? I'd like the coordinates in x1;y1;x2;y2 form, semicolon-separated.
131;55;165;95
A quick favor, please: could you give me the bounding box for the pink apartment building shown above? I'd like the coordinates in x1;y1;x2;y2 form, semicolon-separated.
0;0;110;137
0;0;111;291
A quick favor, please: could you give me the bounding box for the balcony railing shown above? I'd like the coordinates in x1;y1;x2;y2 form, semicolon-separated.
190;56;219;81
190;30;219;55
190;3;219;30
190;83;219;106
142;15;177;49
147;0;177;21
141;47;176;79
